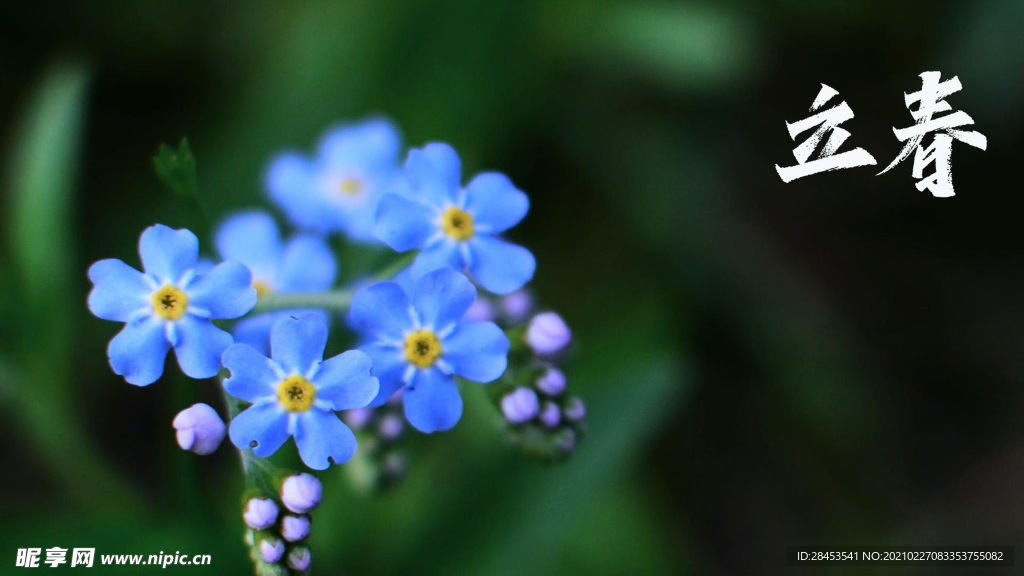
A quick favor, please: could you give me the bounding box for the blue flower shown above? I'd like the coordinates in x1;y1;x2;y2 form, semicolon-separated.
266;118;404;241
374;143;536;294
215;211;336;354
223;314;379;470
87;224;257;386
350;267;509;433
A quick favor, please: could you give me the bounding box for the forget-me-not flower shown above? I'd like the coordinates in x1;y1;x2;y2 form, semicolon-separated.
88;224;257;385
215;211;336;354
374;143;535;294
266;117;404;241
350;267;510;433
223;314;379;470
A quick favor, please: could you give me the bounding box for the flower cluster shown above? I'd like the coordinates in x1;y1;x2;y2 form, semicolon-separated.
86;117;583;574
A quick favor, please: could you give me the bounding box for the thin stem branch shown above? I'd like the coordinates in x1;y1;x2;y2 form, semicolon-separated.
248;252;415;315
251;289;354;315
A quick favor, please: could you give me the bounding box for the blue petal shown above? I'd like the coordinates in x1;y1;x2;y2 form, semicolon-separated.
405;143;462;196
442;321;509;383
138;224;200;283
214;211;283;280
361;342;408;407
319;117;402;170
403;368;462;433
229;402;290;458
391;267;417;297
174;315;235;379
231;313;278;356
222;343;280;403
194;258;216;276
187;261;257;319
349;281;413;342
413;267;476;331
312;350;379;410
277;235;336;293
108;317;170;386
467;236;535;295
374;194;437;252
88;259;151;322
270;314;327;376
464;172;529;234
410;241;463;279
338;191;388;243
266;154;335;232
295;409;358;469
266;153;313;205
233;310;328;356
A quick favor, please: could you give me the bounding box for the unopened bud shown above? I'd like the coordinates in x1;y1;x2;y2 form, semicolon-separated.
535;367;566;396
500;290;533;324
259;538;285;564
281;515;311;542
172;403;226;455
280;473;323;514
539;401;561;429
501;387;539;425
243;497;278;530
564;396;586;422
287;546;311;571
525;312;571;358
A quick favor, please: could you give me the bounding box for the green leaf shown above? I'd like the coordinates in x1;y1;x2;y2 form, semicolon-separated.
3;59;145;516
7;60;87;310
549;1;758;93
153;138;198;198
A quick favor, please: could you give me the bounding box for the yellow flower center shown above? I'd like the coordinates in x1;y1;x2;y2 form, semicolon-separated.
252;280;274;300
277;375;316;412
440;206;474;241
337;177;364;198
404;329;442;368
151;285;188;320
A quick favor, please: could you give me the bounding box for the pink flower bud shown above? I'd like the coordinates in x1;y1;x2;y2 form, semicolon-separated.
243;497;278;530
525;312;571;358
280;473;322;514
281;515;311;542
172;403;225;455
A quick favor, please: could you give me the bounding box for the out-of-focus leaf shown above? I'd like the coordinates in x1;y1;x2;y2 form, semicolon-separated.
7;61;86;310
153;138;198;198
3;59;144;515
944;0;1024;126
542;481;691;576
550;1;758;93
454;353;687;576
564;113;892;453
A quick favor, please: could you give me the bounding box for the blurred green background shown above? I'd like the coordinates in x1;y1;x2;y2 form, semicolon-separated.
1;1;1022;574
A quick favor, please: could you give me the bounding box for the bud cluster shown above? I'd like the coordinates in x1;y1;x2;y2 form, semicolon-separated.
479;291;585;461
242;473;321;575
342;393;409;493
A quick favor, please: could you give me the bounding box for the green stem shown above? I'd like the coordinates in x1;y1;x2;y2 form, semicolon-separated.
249;252;415;315
252;289;354;315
